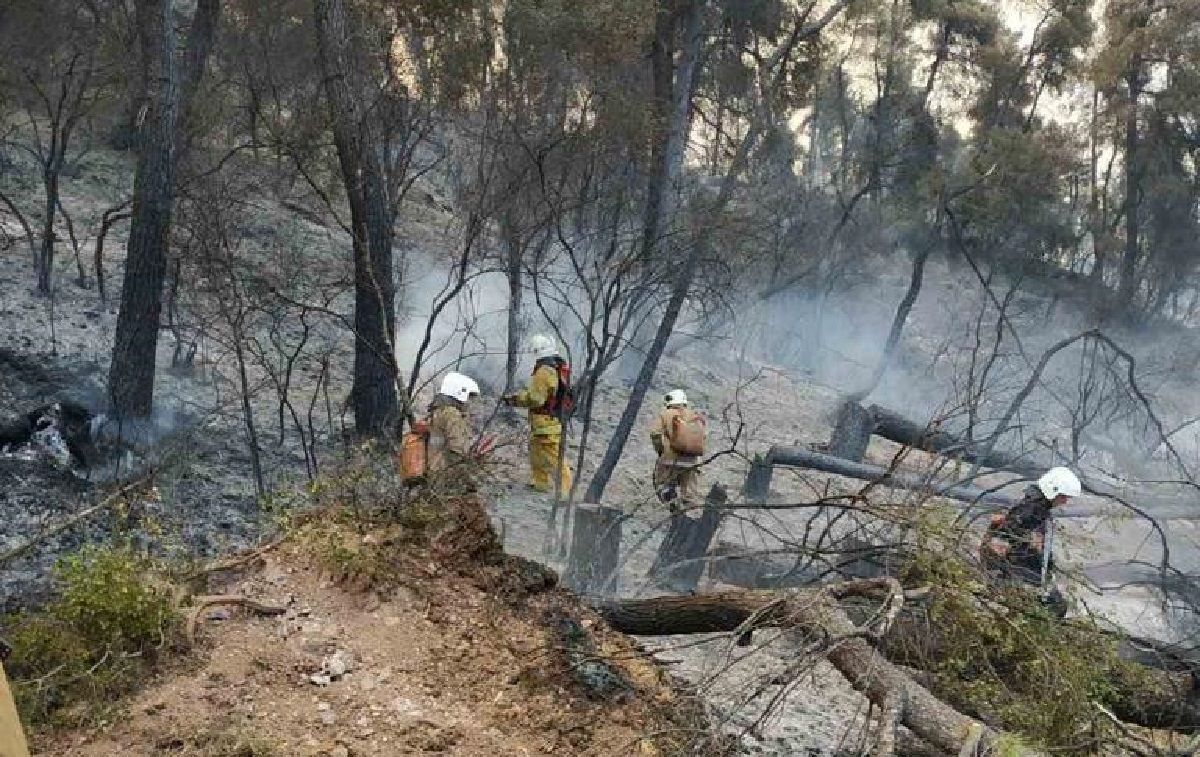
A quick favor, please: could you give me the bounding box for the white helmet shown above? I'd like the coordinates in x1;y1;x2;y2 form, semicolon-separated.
1038;466;1081;500
664;390;688;407
439;371;480;403
529;333;561;360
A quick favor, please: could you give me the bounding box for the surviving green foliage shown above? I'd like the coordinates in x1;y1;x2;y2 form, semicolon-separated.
4;545;180;727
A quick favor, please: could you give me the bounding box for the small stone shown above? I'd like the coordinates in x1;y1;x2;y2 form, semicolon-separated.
310;673;332;686
330;746;350;757
324;650;354;679
320;709;336;726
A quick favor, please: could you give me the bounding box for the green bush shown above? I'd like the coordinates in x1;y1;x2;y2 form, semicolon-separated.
900;545;1122;751
5;545;180;727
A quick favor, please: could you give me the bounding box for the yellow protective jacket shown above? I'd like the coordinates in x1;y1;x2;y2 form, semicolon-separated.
511;363;564;437
427;395;472;471
0;664;29;757
650;407;701;466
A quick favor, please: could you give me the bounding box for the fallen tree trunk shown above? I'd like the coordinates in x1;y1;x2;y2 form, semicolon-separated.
865;405;1200;519
598;584;1031;755
867;404;1042;476
754;445;1200;520
763;445;1019;513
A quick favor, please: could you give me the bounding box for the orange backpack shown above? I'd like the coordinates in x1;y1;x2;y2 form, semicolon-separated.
399;419;430;485
668;411;706;456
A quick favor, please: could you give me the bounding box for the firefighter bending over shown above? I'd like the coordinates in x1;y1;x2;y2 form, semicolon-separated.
980;466;1081;616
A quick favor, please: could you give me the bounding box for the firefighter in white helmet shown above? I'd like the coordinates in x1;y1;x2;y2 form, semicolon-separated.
426;372;482;490
503;335;574;493
649;390;706;514
980;466;1081;616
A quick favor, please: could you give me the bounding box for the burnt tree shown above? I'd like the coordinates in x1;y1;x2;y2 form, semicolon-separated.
313;0;398;436
108;0;220;419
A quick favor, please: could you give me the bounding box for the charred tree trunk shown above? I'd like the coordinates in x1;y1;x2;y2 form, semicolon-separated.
502;217;524;395
1119;60;1143;305
598;585;1025;754
868;404;1042;476
108;0;180;420
828;401;876;462
647;484;725;593
108;0;220;419
37;169;60;295
564;503;623;596
313;0;398;436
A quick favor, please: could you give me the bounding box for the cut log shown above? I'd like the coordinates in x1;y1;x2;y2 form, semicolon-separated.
646;484;726;593
564;503;622;596
829;401;876;462
598;585;1033;755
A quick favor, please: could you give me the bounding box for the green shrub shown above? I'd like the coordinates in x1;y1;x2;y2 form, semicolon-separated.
5;545;180;727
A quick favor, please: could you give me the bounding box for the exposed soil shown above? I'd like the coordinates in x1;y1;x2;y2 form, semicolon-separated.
35;497;710;757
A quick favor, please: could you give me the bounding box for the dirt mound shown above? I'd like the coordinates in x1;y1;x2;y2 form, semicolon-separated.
36;496;711;756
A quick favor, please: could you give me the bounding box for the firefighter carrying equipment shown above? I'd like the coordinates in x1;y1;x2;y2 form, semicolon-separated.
400;373;480;486
507;356;574;491
507;358;574;433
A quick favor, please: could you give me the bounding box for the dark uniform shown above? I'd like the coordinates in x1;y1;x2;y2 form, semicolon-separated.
980;485;1066;616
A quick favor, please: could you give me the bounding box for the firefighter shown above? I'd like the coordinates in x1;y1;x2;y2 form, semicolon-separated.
980;466;1081;616
426;371;482;493
0;639;30;757
649;390;705;514
503;334;573;494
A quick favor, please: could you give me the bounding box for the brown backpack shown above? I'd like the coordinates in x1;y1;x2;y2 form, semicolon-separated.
668;411;706;456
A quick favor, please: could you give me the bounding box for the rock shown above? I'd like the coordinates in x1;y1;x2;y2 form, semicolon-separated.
323;649;354;679
320;709;336;726
309;673;332;687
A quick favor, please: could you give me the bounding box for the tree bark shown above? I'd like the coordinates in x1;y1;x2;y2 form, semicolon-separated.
313;0;399;436
108;0;221;419
598;586;1027;755
502;216;524;394
107;0;179;420
646;484;725;593
1119;60;1142;304
563;503;623;596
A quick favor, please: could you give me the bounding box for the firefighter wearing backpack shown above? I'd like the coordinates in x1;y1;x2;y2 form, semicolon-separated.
650;390;705;513
503;334;574;493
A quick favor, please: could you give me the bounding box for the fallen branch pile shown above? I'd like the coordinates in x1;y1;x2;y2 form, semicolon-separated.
599;580;1035;755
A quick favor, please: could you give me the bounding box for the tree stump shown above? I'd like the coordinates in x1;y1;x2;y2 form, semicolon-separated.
563;503;622;596
742;453;773;503
646;484;725;593
828;400;875;462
